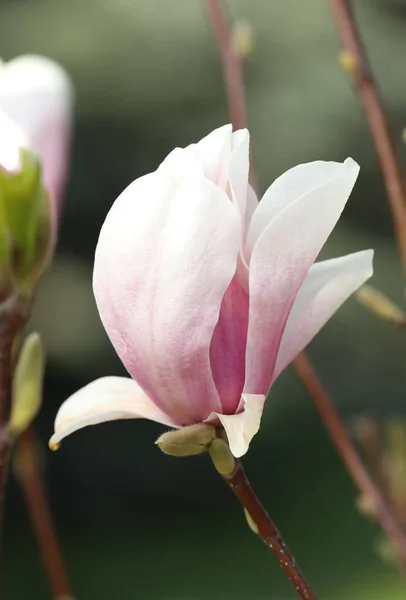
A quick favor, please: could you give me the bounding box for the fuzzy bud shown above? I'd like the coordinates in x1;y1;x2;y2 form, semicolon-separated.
155;424;216;457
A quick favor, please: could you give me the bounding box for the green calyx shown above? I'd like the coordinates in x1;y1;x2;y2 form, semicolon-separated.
0;149;52;295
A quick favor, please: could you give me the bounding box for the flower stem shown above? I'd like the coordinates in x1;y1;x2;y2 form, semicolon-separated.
294;353;406;565
15;426;73;599
220;459;318;600
0;295;28;550
331;0;406;276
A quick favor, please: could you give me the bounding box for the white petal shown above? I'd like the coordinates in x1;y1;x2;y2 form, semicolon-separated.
244;158;360;396
50;376;177;448
246;159;358;255
0;110;28;172
228;128;250;220
208;394;265;458
273;250;374;379
194;124;232;188
245;183;259;234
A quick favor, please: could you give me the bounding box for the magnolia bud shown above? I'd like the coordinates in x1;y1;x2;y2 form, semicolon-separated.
156;424;216;457
209;437;235;476
9;332;44;436
244;508;259;535
0;150;52;295
356;285;406;325
0;109;53;296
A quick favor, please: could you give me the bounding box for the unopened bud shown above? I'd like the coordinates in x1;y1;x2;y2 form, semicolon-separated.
231;20;254;58
209;437;235;476
0;142;52;297
338;50;359;76
9;332;44;436
156;424;216;457
356;285;406;325
244;508;259;535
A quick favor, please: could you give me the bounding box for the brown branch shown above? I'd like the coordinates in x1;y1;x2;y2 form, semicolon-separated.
203;0;247;130
202;0;258;191
294;353;406;564
0;295;28;550
331;0;406;276
222;460;318;600
15;427;72;599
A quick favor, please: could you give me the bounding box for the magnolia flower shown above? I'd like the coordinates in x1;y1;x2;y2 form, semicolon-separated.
50;125;373;457
0;54;73;228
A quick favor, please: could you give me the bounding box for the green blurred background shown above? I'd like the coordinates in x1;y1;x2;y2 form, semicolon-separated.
2;0;406;597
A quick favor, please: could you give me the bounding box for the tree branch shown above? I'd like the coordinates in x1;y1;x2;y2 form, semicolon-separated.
15;426;73;599
221;459;318;599
331;0;406;276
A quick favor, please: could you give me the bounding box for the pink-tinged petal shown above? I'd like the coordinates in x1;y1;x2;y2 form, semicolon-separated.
158;146;204;180
244;158;360;396
0;55;73;216
93;171;241;426
228;128;249;221
228;130;250;292
194;124;232;188
245;183;259;234
273;249;374;380
209;277;249;414
207;394;265;458
246;159;358;255
49;376;177;449
0;110;28;173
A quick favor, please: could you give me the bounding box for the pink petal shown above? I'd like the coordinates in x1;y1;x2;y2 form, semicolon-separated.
93;171;241;426
228;128;250;221
0;110;28;173
246;159;358;256
274;249;374;380
0;55;73;217
244;158;360;396
207;394;265;458
49;376;177;448
209;277;249;414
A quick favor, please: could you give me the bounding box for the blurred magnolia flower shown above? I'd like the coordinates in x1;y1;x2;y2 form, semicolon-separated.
50;125;373;457
0;55;73;292
0;54;73;229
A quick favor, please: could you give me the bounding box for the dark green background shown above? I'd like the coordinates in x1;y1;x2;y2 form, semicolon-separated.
1;0;406;597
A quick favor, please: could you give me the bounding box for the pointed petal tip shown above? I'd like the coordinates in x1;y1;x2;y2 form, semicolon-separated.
207;394;266;458
48;437;61;451
51;376;177;447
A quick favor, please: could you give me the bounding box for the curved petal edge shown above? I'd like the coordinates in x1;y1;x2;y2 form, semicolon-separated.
49;376;177;449
207;394;265;458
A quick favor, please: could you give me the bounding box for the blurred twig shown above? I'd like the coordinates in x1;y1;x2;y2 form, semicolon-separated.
222;459;319;600
332;0;406;277
0;295;28;551
203;0;247;131
203;0;406;571
294;354;406;564
15;427;73;599
203;0;258;191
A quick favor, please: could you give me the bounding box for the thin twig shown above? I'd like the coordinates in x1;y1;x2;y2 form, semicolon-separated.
202;0;258;191
222;460;318;600
0;295;28;549
15;427;72;599
203;0;247;130
331;0;406;276
294;353;406;564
